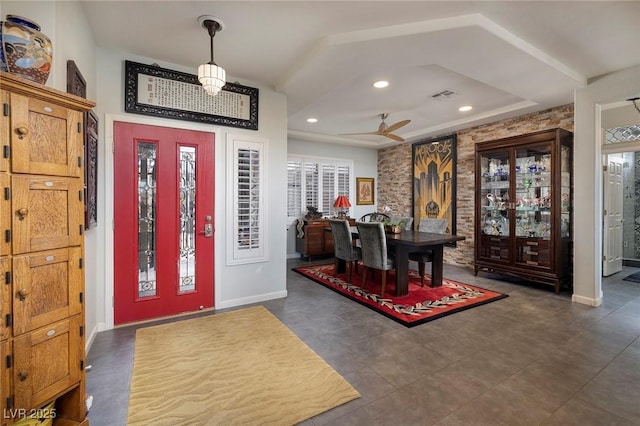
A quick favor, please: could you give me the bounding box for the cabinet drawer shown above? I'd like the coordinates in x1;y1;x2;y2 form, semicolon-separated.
478;234;510;262
307;239;323;254
9;94;83;177
324;232;334;253
0;174;9;256
0;258;9;341
11;175;83;254
516;237;551;268
305;220;326;226
13;315;83;411
12;247;82;336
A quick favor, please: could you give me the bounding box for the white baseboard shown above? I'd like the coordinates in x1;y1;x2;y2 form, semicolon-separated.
216;290;288;309
85;322;106;353
572;293;602;307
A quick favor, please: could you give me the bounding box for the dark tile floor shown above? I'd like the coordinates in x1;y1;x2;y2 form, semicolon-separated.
86;260;640;425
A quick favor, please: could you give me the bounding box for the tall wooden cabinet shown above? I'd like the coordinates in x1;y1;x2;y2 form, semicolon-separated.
0;72;94;425
474;129;573;293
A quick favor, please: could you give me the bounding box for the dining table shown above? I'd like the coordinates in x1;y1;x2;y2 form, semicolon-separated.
385;230;465;296
334;227;465;297
325;226;465;297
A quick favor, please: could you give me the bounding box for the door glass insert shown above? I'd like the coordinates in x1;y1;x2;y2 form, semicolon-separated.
479;151;510;262
137;142;157;298
514;145;552;268
560;144;571;238
179;146;196;293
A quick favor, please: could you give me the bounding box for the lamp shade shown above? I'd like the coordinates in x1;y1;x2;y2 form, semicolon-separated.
333;195;351;208
198;63;226;95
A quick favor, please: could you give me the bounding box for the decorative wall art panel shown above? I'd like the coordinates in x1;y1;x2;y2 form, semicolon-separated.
412;135;457;243
124;60;258;130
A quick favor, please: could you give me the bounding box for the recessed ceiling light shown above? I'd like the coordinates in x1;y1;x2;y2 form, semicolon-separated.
373;80;389;89
306;118;318;123
458;105;473;112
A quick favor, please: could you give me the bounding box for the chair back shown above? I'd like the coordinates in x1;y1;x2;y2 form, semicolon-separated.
391;216;414;231
328;219;358;261
418;218;448;234
359;212;390;223
356;221;392;270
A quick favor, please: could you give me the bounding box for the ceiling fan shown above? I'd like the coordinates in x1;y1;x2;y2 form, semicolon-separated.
341;113;411;142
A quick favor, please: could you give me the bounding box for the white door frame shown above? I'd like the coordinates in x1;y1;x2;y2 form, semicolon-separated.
601;124;640;279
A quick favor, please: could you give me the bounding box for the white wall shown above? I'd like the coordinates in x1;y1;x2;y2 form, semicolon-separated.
0;2;97;96
95;48;288;335
573;65;640;306
286;139;378;257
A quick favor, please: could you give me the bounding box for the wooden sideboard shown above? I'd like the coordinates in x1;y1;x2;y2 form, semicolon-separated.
296;218;355;260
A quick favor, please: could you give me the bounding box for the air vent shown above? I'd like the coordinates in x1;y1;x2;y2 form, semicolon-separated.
431;89;457;100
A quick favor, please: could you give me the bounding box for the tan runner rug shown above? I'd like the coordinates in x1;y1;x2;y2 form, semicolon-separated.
127;306;360;425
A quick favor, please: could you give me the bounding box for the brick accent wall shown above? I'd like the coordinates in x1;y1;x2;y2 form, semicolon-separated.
378;104;574;269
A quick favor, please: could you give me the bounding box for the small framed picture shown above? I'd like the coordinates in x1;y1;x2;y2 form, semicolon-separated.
356;177;374;205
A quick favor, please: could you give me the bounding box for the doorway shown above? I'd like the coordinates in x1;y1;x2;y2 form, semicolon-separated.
113;122;215;324
616;151;640;267
602;118;640;276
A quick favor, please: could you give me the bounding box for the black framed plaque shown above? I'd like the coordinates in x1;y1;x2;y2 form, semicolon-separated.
66;60;98;229
66;60;86;98
84;110;98;229
124;60;258;130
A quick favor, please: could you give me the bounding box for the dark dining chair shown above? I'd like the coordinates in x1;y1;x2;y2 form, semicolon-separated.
356;221;395;296
358;212;390;223
409;218;448;287
390;216;414;231
328;219;361;283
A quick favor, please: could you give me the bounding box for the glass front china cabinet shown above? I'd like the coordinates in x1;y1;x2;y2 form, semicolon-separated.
474;129;573;293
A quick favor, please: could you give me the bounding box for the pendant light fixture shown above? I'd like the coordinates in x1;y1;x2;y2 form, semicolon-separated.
197;15;226;96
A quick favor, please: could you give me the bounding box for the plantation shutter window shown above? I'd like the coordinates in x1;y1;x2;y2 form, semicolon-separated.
321;164;336;215
337;164;350;205
305;162;319;212
287;160;303;219
228;135;268;264
287;155;353;221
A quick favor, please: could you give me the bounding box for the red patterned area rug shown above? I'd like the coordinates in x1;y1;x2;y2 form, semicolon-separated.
293;264;508;327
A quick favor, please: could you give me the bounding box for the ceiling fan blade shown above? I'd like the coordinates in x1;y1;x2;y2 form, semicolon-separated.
385;133;405;142
383;119;411;133
340;131;384;136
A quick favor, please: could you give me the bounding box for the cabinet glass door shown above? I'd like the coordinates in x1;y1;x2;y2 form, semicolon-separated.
560;144;571;240
514;144;552;269
478;151;510;263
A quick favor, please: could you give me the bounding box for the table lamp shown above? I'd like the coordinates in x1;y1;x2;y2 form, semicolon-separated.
333;195;351;219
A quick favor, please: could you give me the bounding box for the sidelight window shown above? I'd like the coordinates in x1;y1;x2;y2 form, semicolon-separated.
227;135;267;264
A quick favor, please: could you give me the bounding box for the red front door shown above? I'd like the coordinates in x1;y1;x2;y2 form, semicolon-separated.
114;122;214;324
